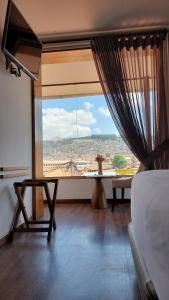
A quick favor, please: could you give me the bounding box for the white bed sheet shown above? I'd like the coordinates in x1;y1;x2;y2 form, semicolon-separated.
131;170;169;300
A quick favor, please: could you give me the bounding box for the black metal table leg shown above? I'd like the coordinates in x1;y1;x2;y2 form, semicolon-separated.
122;188;125;200
112;187;117;211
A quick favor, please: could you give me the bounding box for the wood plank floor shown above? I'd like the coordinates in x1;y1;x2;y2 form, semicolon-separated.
0;203;141;300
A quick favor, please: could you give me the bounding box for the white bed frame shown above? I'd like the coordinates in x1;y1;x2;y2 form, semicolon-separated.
128;223;159;300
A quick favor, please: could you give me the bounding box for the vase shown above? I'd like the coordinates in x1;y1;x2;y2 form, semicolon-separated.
98;161;103;175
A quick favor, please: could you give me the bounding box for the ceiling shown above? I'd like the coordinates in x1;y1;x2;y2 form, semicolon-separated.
14;0;169;41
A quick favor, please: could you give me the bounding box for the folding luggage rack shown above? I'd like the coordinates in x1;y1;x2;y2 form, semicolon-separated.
12;179;58;243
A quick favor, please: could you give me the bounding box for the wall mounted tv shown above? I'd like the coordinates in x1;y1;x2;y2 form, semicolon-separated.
2;0;42;80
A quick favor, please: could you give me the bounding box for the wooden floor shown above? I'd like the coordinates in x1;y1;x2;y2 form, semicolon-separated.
0;203;141;300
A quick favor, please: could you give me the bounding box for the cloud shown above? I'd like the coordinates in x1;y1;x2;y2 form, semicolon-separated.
43;107;96;140
94;128;102;134
84;102;93;110
98;106;111;117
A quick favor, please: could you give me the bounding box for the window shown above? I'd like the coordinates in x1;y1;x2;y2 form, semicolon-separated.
41;50;139;177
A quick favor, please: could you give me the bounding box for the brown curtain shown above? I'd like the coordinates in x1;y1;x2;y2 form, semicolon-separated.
91;31;169;170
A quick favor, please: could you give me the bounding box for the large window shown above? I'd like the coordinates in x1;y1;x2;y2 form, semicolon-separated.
41;50;138;177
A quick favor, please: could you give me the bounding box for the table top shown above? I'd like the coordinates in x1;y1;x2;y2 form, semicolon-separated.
85;174;133;179
41;174;133;180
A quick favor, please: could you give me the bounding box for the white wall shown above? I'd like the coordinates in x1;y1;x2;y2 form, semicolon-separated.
47;179;131;201
0;0;32;239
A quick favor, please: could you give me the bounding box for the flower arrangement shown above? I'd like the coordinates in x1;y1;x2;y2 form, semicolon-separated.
95;154;105;175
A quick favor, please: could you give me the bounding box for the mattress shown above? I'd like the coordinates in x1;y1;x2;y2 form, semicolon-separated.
131;170;169;300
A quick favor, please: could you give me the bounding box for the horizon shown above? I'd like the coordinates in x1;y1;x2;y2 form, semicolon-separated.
43;133;121;142
42;95;119;141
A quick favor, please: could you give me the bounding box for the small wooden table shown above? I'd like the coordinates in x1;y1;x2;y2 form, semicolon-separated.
90;174;132;209
89;174;121;209
91;176;107;209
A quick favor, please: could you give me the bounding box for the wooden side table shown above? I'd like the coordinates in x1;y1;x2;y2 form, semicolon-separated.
90;174;132;209
12;179;58;243
91;176;107;209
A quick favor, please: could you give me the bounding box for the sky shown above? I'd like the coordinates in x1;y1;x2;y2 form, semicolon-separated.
42;95;119;141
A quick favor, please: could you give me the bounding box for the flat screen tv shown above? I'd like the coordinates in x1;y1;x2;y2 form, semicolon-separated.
2;0;42;80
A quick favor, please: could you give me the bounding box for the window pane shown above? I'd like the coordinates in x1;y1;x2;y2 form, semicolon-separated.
42;95;139;177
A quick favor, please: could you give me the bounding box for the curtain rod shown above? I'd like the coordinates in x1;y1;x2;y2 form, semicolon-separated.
42;25;169;52
42;81;100;87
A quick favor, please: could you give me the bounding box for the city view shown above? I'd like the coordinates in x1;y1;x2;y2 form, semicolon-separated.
42;95;139;177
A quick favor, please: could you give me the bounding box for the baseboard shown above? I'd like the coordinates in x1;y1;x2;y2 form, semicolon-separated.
0;217;33;247
44;198;131;204
44;199;91;204
0;232;12;247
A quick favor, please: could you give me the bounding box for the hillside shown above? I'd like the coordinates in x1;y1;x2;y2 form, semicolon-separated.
43;134;131;160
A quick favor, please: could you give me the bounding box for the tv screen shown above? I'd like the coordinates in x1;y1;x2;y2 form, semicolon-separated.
2;0;42;80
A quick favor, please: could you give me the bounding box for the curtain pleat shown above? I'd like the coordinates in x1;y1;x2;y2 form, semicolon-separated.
91;31;169;170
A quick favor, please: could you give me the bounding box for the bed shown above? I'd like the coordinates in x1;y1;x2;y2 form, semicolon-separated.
129;170;169;300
